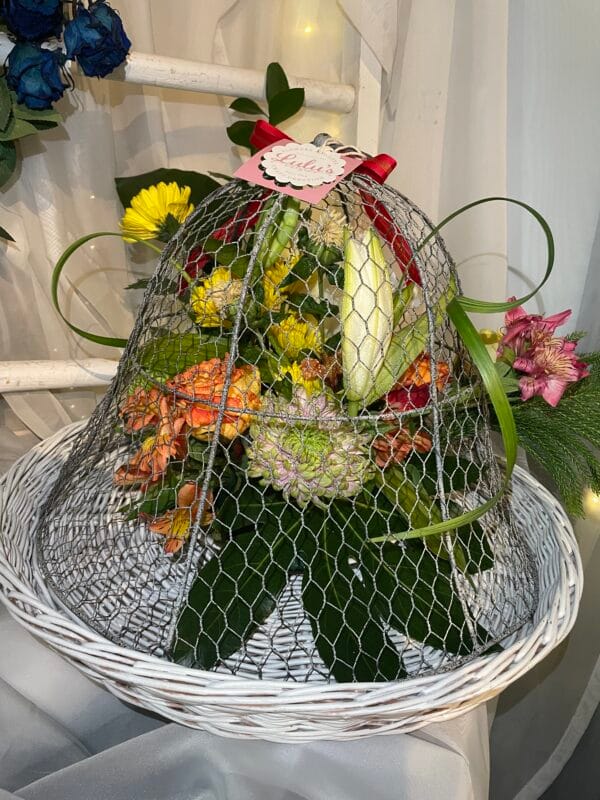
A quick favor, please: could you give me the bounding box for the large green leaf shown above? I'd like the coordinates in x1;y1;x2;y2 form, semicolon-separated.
115;169;219;209
0;78;11;132
302;517;406;682
362;541;476;655
265;62;289;103
173;487;307;669
268;88;305;126
138;332;228;381
0;140;16;188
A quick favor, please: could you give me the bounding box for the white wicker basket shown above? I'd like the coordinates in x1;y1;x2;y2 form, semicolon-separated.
0;422;582;742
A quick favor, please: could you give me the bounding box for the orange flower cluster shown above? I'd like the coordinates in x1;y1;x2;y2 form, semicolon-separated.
115;356;261;552
167;358;261;441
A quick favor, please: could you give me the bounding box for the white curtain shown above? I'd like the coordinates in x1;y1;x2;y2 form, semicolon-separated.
0;1;597;797
490;2;600;799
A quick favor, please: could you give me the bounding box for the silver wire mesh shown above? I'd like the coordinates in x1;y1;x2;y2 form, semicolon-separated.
35;173;538;683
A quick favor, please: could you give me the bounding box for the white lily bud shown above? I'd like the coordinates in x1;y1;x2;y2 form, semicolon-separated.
341;228;394;405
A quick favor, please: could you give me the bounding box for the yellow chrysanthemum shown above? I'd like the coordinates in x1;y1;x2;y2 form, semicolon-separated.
263;253;299;311
190;267;243;327
278;361;322;396
271;314;322;360
120;182;194;242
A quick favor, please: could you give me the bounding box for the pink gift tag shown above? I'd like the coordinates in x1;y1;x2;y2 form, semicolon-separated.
234;141;363;203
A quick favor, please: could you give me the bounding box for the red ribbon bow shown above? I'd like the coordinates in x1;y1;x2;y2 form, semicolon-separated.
249;121;419;284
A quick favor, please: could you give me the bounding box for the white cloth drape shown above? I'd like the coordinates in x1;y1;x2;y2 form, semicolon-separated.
0;1;597;798
490;2;600;799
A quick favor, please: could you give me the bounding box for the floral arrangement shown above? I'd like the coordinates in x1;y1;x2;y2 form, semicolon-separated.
51;63;600;679
0;0;131;191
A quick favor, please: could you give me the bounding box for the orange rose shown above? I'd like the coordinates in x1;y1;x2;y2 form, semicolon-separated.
167;356;261;441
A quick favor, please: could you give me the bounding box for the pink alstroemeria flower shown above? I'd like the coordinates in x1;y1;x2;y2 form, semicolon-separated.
514;338;589;407
499;299;590;406
501;298;572;355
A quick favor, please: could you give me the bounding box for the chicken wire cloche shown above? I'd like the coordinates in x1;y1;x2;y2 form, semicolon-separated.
35;149;540;684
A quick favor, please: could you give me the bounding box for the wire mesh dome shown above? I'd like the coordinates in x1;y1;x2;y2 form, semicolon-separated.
36;170;538;683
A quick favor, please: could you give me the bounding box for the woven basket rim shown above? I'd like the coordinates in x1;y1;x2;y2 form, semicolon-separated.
0;421;583;738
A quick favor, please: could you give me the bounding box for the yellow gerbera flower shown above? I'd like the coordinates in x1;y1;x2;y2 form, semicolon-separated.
190;267;243;327
263;254;297;311
270;313;323;360
120;182;194;242
278;361;322;396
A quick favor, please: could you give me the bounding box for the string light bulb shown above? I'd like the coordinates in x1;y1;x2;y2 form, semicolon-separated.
303;24;313;34
583;488;600;521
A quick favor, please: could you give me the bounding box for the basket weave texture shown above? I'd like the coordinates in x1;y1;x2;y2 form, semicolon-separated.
0;423;582;742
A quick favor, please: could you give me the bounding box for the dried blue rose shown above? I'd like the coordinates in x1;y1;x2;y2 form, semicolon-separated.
6;43;67;110
3;0;63;42
64;1;131;79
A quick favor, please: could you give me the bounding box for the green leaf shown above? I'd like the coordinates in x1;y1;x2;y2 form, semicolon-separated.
268;87;305;126
280;253;318;287
13;102;62;125
0;115;59;141
226;120;255;149
0;225;14;241
0;77;12;132
51;231;164;348
265;62;290;103
302;517;406;682
173;488;307;669
362;542;476;655
115;169;219;209
330;493;409;547
124;278;150;290
229;97;265;116
138;332;228;381
448;300;517;477
286;293;338;319
0;140;16;188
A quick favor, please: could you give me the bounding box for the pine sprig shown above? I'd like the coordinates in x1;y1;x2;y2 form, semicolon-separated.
505;352;600;515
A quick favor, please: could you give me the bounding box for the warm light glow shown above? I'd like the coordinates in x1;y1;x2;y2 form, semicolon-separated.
303;24;313;34
583;488;600;520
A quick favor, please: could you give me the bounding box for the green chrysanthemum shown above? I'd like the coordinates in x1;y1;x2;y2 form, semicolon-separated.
246;388;374;507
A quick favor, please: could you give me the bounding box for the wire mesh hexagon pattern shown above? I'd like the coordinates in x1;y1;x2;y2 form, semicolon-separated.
35;172;538;683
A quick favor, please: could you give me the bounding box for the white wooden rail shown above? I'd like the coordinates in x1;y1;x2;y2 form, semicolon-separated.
0;35;355;113
0;360;118;392
0;33;381;394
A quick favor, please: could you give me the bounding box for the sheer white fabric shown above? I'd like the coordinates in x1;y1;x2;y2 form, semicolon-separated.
0;1;597;798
